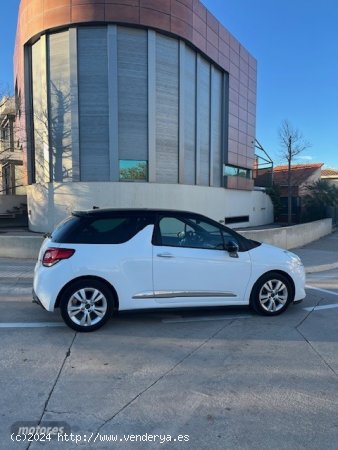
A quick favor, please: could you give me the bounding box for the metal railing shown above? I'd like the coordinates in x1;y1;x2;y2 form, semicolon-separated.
253;139;273;188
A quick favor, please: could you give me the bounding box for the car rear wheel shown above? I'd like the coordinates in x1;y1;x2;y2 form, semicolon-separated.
251;272;292;316
60;279;114;332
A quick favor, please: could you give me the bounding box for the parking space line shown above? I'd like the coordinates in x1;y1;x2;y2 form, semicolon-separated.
305;285;338;297
162;315;252;324
0;322;66;328
303;303;338;312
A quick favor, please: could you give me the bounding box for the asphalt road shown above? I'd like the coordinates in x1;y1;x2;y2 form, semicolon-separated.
1;257;338;450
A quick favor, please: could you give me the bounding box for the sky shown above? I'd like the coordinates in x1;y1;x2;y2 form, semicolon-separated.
203;0;338;168
1;0;338;168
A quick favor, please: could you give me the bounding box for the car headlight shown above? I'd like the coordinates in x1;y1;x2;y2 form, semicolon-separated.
284;251;303;266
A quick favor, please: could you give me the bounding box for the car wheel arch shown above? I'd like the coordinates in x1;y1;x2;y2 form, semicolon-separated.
250;270;295;305
55;276;119;311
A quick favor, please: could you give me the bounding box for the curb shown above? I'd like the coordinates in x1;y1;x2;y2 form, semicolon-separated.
305;262;338;274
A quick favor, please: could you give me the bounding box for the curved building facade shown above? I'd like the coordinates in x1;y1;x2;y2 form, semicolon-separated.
14;0;273;232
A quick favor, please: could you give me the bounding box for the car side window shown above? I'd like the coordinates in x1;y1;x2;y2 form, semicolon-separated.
157;217;191;246
157;215;225;250
74;217;137;244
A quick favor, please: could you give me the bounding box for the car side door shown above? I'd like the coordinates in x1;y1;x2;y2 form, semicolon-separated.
152;212;252;306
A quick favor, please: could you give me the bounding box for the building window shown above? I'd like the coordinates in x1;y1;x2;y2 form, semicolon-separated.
1;127;9;142
119;160;148;181
224;165;252;179
2;163;14;194
225;215;249;225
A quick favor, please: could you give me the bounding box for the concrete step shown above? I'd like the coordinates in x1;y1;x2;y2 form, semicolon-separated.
0;216;29;228
0;213;16;219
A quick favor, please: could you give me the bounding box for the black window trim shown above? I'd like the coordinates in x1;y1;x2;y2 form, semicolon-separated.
152;211;248;252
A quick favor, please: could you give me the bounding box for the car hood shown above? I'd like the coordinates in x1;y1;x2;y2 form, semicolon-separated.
248;242;303;268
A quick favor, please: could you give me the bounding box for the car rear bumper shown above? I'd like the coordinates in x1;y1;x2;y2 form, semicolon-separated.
35;251;84;311
32;289;47;310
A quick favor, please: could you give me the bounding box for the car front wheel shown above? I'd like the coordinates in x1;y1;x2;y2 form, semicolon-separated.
250;272;293;316
60;279;114;332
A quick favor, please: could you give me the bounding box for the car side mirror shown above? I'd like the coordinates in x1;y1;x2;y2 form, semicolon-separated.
226;240;239;258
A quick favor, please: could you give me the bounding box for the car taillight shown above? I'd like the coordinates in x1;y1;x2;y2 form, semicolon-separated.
42;248;75;267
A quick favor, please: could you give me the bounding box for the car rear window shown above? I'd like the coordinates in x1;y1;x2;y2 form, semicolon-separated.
51;214;152;244
51;216;82;243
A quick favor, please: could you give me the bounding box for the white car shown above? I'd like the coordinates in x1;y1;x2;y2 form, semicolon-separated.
33;209;306;332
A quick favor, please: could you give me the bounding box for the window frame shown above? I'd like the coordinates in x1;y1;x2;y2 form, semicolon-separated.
152;212;247;252
224;165;252;179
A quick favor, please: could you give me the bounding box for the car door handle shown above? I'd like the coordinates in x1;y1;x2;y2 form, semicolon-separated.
157;253;175;258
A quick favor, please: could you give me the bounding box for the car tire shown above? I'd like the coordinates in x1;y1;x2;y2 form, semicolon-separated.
250;272;293;316
60;279;115;332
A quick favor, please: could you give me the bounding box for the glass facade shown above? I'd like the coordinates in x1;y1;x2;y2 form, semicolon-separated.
78;27;110;181
224;165;252;179
155;35;179;184
28;26;227;188
117;28;148;165
48;31;72;181
183;46;196;185
31;38;47;183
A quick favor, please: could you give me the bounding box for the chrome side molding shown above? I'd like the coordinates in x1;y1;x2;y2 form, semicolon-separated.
133;291;237;299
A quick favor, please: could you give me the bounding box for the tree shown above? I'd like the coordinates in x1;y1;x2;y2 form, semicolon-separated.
279;120;310;225
266;183;283;221
302;180;338;222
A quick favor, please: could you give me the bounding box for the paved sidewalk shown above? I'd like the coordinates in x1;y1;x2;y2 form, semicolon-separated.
293;230;338;273
0;258;35;295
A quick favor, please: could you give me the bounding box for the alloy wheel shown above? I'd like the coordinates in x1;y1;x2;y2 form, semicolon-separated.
258;279;288;313
67;287;108;327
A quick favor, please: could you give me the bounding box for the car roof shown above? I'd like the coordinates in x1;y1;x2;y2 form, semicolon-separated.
72;208;203;217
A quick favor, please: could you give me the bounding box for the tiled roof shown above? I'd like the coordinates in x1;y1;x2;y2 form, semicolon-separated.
273;163;323;186
274;163;323;171
321;168;338;177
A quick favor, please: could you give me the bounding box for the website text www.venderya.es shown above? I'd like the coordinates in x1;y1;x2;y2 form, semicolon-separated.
59;432;190;444
11;430;190;445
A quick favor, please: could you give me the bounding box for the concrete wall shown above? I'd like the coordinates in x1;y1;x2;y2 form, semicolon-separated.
0;235;43;259
0;195;27;214
27;182;274;233
239;218;332;250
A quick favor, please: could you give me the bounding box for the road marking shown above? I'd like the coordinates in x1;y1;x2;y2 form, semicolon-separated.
305;285;338;297
0;322;66;328
307;274;338;279
303;303;338;312
162;315;252;324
